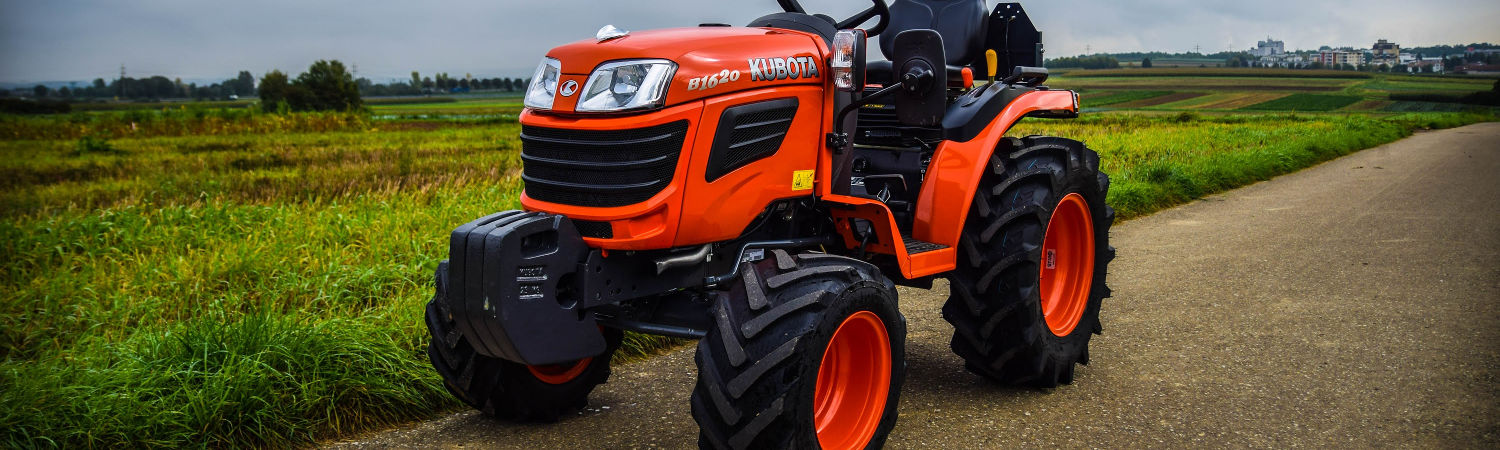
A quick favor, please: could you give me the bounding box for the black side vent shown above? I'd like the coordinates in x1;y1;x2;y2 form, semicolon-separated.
573;220;614;239
705;98;798;182
520;120;690;208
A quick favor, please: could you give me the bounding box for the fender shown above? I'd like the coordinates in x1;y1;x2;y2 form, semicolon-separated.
912;89;1079;247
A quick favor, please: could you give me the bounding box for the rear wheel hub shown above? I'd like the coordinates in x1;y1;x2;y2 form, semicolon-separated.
1039;193;1096;337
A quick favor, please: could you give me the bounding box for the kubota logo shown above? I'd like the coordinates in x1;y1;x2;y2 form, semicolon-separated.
748;56;820;82
560;80;579;97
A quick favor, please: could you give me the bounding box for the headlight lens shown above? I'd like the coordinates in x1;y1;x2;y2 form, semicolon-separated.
524;57;562;110
576;59;676;112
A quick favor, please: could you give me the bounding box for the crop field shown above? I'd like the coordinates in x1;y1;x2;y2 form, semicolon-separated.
1054;69;1497;113
1109;92;1208;108
0;68;1495;447
1080;90;1172;108
369;97;524;116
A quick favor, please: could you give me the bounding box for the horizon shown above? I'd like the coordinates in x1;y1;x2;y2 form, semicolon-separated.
3;0;1498;85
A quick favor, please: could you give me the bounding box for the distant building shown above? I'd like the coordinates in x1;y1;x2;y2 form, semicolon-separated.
1250;37;1286;57
1257;53;1305;68
1406;58;1445;74
1315;49;1363;68
1455;62;1500;75
1372;39;1400;64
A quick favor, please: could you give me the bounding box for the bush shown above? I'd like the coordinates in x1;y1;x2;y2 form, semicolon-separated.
0;98;71;114
73;135;120;155
259;60;363;113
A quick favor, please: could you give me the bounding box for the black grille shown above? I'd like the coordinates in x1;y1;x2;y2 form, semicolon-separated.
520;120;690;207
574;220;614;239
706;98;798;182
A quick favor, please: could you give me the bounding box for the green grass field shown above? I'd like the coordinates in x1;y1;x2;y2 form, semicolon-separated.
1;68;1495;447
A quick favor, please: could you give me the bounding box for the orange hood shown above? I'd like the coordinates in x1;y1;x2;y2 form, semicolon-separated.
541;26;828;113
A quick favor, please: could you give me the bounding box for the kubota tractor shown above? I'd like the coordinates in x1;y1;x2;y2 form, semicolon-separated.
424;0;1114;448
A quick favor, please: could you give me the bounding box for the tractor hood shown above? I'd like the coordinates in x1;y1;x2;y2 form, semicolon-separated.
541;27;827;113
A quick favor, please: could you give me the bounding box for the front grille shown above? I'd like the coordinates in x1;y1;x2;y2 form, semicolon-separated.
520;120;690;208
573;220;614;239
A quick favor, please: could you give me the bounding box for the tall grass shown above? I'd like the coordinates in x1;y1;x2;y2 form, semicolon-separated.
0;108;373;140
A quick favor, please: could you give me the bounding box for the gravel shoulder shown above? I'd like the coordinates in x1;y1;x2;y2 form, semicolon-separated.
333;122;1500;449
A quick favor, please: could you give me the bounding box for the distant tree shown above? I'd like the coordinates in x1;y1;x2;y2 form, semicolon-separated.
33;85;47;97
294;60;362;111
422;76;434;90
92;78;106;90
58;87;72;98
411;71;422;89
1045;55;1120;69
259;70;291;112
1141;57;1153;68
233;71;256;96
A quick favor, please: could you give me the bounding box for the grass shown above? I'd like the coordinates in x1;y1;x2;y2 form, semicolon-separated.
1;67;1494;447
1009;112;1492;218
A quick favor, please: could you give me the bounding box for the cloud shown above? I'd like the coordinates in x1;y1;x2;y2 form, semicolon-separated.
2;0;1497;82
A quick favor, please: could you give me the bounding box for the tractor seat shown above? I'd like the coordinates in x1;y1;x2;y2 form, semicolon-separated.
879;0;988;66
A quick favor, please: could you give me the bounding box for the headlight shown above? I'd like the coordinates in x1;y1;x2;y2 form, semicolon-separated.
524;57;561;110
576;59;676;113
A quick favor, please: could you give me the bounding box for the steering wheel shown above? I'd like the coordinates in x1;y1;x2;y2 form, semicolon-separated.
777;0;890;36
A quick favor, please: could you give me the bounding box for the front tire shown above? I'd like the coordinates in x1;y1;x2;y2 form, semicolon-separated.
425;261;621;421
691;251;906;450
943;136;1115;387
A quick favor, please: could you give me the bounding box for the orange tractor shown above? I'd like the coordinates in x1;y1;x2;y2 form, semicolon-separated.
425;0;1113;447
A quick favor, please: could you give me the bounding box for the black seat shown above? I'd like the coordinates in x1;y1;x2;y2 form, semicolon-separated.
879;0;988;66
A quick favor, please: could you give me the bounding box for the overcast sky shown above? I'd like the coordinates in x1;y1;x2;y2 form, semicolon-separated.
2;0;1497;83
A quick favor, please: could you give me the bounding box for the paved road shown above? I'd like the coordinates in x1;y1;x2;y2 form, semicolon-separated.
335;123;1500;448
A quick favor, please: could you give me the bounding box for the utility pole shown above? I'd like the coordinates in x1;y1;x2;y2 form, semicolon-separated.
1086;44;1091;55
118;64;126;97
1195;44;1201;55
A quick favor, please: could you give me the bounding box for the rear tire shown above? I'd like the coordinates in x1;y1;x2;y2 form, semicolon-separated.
691;251;906;450
425;261;621;421
943;136;1115;387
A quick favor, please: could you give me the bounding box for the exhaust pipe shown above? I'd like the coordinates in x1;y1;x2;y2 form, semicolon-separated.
654;244;713;274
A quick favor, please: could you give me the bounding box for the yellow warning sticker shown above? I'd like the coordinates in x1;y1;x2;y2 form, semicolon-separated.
792;170;815;191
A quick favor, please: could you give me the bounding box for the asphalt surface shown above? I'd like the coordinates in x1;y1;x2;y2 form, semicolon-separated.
333;123;1500;448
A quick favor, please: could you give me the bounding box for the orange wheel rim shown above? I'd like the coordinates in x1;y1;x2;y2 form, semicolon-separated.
814;310;891;450
1039;193;1095;337
527;357;593;385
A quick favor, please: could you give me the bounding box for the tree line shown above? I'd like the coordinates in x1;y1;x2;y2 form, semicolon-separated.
19;71;258;101
357;72;532;96
10;68;530;102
